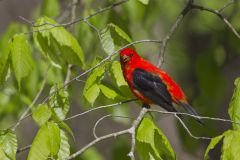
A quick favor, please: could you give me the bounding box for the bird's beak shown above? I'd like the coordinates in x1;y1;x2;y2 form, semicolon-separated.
122;55;130;62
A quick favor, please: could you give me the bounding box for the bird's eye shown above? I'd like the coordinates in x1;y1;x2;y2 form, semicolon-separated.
122;55;130;62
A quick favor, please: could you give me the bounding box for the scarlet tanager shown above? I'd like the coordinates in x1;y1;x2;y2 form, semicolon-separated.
120;48;203;125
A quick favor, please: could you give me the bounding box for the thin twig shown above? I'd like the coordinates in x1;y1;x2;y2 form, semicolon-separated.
65;99;137;121
128;107;148;160
11;66;50;130
191;4;240;39
93;114;133;139
66;129;129;160
24;0;129;34
17;145;31;153
174;114;211;140
157;0;193;67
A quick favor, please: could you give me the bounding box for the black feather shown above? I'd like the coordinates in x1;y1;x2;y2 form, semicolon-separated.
132;68;177;112
179;101;205;125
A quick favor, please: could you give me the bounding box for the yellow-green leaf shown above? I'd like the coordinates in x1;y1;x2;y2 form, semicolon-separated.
110;61;127;87
10;34;33;88
32;104;52;126
228;77;240;130
27;122;60;160
136;118;175;160
0;130;17;160
204;134;224;160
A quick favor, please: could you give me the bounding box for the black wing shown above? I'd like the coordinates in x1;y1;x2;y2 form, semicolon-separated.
132;68;177;112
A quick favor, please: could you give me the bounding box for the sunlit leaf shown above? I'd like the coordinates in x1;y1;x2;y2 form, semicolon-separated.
109;23;132;43
100;27;115;55
32;104;52;126
10;34;33;88
221;130;240;160
58;130;70;159
49;84;70;121
33;17;85;67
83;59;106;105
136;118;175;160
99;84;123;100
110;61;127;87
0;130;17;160
204;134;224;160
228;77;240;130
27;122;60;160
84;84;100;105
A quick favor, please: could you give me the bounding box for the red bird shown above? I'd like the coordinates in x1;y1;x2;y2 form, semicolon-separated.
120;48;203;124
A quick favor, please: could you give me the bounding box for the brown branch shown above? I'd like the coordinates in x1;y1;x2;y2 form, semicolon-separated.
157;0;194;67
191;4;240;39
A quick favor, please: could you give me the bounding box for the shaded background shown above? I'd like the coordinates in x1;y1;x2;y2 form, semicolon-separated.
0;0;240;159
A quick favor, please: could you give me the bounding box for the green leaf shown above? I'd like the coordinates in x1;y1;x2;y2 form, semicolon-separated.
83;60;106;105
136;118;175;160
27;122;60;160
100;27;115;55
110;61;127;87
221;130;240;160
41;0;60;17
0;130;17;160
137;0;149;5
58;130;70;159
33;17;85;67
32;104;52;126
81;148;103;160
228;77;240;130
10;34;33;88
84;84;100;105
109;23;132;43
58;121;75;141
0;46;10;85
49;84;70;121
99;84;123;100
204;134;224;160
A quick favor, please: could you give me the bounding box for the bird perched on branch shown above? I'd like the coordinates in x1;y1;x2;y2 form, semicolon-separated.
120;48;203;125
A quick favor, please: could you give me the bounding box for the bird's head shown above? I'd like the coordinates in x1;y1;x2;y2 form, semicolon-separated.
120;48;140;64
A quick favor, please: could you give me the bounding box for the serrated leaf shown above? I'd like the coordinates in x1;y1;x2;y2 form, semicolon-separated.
228;77;240;130
137;0;149;5
58;130;70;159
32;104;52;126
49;84;70;120
0;47;10;85
0;130;17;160
110;61;127;87
41;0;60;17
84;84;100;105
27;122;60;160
136;118;175;160
57;121;75;141
83;60;106;105
100;27;114;55
33;17;85;67
221;130;240;160
99;84;123;100
10;34;33;88
204;134;224;160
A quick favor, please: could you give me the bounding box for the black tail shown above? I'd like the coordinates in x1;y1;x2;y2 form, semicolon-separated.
179;102;205;125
